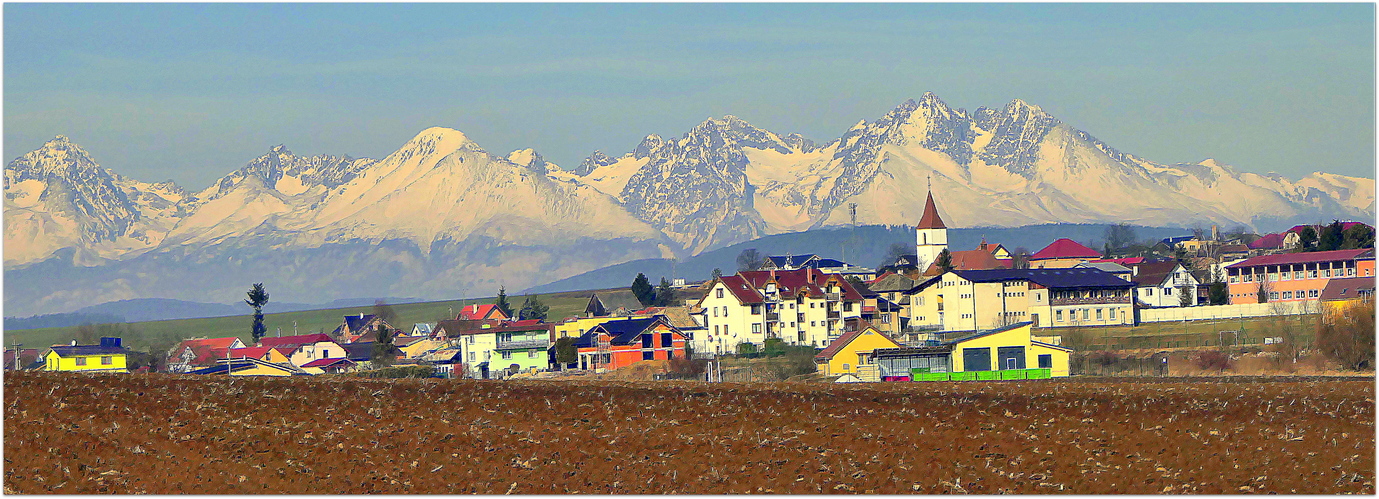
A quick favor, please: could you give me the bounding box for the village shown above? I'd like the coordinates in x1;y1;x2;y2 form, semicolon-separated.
16;190;1376;382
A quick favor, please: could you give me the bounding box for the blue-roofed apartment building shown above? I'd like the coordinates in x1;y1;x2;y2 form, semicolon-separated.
760;254;878;281
573;316;686;372
905;268;1136;334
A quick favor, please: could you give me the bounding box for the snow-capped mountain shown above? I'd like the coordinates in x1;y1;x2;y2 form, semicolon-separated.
5;94;1374;315
5;129;670;315
577;92;1375;251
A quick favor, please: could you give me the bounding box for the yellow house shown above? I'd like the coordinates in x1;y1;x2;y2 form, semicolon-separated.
399;338;449;359
873;322;1071;380
43;338;129;373
814;320;902;376
947;322;1071;378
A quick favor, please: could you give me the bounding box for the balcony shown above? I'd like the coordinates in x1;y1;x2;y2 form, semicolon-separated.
827;310;841;319
825;292;841;301
766;312;780;321
495;339;549;350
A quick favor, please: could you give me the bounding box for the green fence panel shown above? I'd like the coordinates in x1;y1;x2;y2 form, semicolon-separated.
975;371;997;381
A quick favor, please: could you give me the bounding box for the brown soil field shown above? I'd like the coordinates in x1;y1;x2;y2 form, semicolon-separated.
4;372;1373;494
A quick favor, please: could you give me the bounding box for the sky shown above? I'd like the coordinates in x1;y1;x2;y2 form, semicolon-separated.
5;3;1375;189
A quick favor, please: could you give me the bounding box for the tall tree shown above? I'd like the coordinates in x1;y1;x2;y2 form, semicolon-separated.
1104;223;1137;252
711;268;723;280
519;295;549;321
1010;247;1031;270
1297;226;1318;251
553;337;578;366
879;242;911;269
736;248;763;272
372;299;398;330
1319;219;1346;251
494;286;514;318
631;273;655;307
245;283;270;345
654;277;676;307
935;249;954;273
1255;275;1271;303
1208;265;1229;305
1342;223;1375;249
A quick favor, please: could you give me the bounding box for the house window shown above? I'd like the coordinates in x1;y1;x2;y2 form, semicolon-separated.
844;302;853;312
101;356;112;365
716;288;724;299
528;350;538;359
1324;269;1332;278
501;351;513;360
468;352;476;361
467;336;475;344
752;324;762;334
643;350;655;361
1164;287;1172;295
714;325;720;335
722;307;729;317
713;307;719;317
1096;309;1104;321
1283;291;1293;299
1055;310;1063;322
1082;309;1089;320
666;350;674;360
1309;289;1320;298
661;332;673;347
1038;354;1052;369
881;315;891;324
1145;288;1153;296
843;363;851;372
75;357;86;366
642;335;653;348
1269;291;1279;300
811;321;817;327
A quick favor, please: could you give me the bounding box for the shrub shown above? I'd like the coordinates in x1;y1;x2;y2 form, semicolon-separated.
1194;350;1232;372
1316;300;1376;371
736;342;758;357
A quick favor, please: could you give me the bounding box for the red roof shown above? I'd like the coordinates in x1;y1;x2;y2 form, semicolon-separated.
505;319;544;327
1320;277;1377;301
1286;222;1371;234
188;345;234;365
1093;257;1147;266
915;192;946;230
925;248;1006;275
1226;249;1373;269
457;304;510;321
738;268;866;301
1248;233;1285;250
1030;238;1101;260
716;275;765;304
259;333;335;349
300;358;355;368
228;346;276;359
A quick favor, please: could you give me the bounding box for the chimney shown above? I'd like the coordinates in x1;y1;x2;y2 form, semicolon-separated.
359;313;364;319
71;340;77;346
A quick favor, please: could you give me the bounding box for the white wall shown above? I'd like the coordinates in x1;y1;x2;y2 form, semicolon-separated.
1138;301;1319;323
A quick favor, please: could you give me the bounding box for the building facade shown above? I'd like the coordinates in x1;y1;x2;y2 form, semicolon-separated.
1225;249;1375;304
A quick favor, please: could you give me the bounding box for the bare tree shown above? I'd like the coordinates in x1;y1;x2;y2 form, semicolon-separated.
1316;300;1376;370
1011;247;1031;269
1255;274;1271;303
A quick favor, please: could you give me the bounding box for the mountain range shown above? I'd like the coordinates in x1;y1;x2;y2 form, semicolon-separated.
6;93;1373;315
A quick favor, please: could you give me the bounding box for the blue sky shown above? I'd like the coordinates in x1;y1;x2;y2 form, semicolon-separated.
5;3;1374;189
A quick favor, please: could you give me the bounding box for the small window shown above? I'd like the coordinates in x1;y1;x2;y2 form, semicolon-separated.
843;363;851;371
642;350;654;361
101;356;112;365
1096;309;1104;320
716;288;724;299
502;351;513;360
75;357;87;366
752;324;762;334
1055;310;1063;322
528;350;538;359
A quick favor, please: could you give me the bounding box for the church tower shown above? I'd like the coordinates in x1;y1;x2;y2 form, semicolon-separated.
915;189;948;268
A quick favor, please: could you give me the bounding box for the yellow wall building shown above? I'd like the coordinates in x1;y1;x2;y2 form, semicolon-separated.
43;338;129;373
813;322;902;376
947;323;1071;377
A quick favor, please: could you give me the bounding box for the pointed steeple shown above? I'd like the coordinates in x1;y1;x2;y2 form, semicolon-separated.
916;191;946;230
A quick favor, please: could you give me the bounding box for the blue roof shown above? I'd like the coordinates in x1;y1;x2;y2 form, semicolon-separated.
594;316;664;344
814;258;848;268
942;322;1034;345
344;314;376;332
50;345;129;357
1160;235;1195;244
950;268;1134;289
766;254;819;268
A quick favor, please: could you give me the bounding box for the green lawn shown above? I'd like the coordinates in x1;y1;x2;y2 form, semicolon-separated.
6;289;602;353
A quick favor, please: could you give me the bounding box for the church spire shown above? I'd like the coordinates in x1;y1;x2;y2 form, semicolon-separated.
916;190;946;230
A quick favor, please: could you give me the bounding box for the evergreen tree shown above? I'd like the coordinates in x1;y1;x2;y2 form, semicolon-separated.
245;283;270;345
654;277;676;307
1297;226;1318;251
935;249;954;273
494;286;515;318
711;268;723;280
631;273;655;307
519;295;549;321
1343;223;1375;249
371;323;396;368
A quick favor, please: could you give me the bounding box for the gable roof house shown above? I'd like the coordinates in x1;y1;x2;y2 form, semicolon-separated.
456;303;511;322
814;318;902;380
1029;238;1102;269
574;316;686;372
258;333;345;368
1129;261;1200;308
167;337;248;373
329;313;400;343
584;290;648;318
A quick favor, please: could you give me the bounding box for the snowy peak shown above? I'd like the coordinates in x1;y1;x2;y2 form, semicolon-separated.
507;148;551;173
633;134;665;159
200;143;377;201
575;150;618;176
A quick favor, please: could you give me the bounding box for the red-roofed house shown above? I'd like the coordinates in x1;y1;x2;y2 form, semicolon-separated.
259;333;345;368
1248;233;1286;252
1225;249;1375;304
1030;238;1102;268
694;268;865;353
299;358;356;374
227;346;293;365
167;337;247;373
456;304;511;321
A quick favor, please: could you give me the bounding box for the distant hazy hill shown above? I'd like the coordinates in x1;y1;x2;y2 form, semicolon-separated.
524;223;1190;294
3;296;420;330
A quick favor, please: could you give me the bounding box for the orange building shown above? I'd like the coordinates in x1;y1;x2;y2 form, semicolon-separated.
574;316;687;371
1224;249;1375;304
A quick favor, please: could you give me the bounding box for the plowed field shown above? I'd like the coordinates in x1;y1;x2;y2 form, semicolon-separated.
4;372;1373;494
